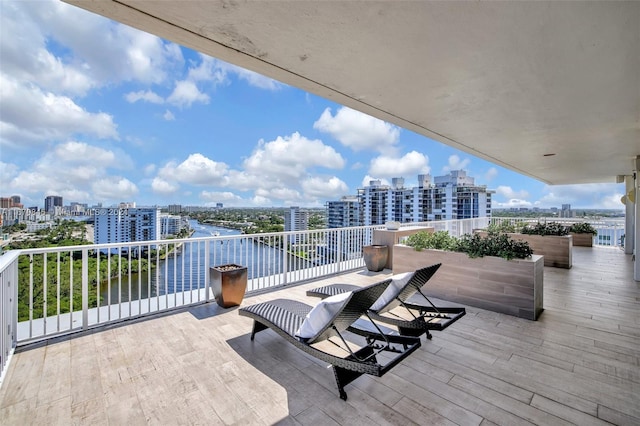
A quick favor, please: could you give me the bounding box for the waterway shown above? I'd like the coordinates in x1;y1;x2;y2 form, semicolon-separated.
100;220;285;303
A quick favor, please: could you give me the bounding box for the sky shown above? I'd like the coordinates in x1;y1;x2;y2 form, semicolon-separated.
0;1;625;210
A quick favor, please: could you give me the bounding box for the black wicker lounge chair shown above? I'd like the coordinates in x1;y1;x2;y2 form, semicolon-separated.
238;279;422;400
306;264;465;339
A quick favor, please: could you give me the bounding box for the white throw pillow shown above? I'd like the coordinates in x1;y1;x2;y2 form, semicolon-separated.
369;271;414;311
296;291;353;340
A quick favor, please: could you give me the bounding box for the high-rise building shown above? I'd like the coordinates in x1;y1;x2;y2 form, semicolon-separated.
284;206;309;244
168;204;182;214
44;195;63;214
94;207;160;246
160;214;184;236
326;196;361;228
338;170;492;227
560;204;573;218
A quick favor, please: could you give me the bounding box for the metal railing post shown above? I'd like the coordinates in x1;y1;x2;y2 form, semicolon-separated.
204;241;210;302
82;249;88;330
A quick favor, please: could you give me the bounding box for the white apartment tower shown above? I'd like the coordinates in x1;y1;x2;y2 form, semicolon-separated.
349;171;492;226
94;207;161;245
326;196;361;228
284;206;309;244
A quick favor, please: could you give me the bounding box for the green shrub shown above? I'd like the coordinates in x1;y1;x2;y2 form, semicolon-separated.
405;231;533;260
521;222;569;236
569;222;597;235
404;231;456;251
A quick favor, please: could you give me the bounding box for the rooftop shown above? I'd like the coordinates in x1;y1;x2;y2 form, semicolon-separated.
1;246;638;424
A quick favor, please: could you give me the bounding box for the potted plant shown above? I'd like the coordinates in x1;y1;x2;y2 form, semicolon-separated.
209;264;248;308
568;222;597;247
394;231;543;320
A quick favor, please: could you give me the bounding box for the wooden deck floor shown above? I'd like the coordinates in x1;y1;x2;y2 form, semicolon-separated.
1;247;638;425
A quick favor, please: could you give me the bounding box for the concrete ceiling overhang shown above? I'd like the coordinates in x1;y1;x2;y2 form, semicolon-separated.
64;1;640;185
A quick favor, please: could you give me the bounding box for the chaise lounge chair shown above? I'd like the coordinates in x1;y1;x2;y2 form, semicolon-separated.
238;279;422;400
306;263;465;339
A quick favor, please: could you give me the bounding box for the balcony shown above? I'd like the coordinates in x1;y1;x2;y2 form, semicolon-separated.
1;221;638;424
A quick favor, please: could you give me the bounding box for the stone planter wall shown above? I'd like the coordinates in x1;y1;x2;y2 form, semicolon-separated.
476;231;572;269
393;245;544;320
570;233;593;247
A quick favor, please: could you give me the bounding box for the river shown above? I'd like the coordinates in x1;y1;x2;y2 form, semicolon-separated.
100;220;286;303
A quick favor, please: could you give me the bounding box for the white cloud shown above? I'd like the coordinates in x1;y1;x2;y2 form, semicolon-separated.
493;199;533;209
495;186;530;200
485;167;498;182
0;76;118;148
361;175;390;187
213;60;283;90
5;141;135;204
91;177;139;200
151;177;179;195
313;107;400;154
244;132;345;180
201;191;243;203
443;155;471;172
255;187;302;202
167;80;210;107
158;153;229;186
163;110;175;121
536;183;624;209
187;55;227;84
144;164;157;176
0;162;19;183
125;90;164;104
301;176;349;199
1;1;184;94
369;151;430;178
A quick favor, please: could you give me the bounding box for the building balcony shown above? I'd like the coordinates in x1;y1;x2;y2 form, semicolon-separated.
0;220;638;424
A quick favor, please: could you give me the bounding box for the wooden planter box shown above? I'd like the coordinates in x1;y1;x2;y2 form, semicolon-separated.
476;231;572;269
570;232;593;247
393;245;544;320
210;264;248;308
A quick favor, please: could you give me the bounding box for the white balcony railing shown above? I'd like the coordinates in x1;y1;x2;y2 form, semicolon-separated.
15;216;619;385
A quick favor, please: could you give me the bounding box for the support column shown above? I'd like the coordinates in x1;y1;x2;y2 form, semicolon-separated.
634;157;640;281
625;175;634;255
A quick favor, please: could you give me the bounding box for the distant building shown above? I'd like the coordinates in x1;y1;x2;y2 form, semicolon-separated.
94;207;160;246
560;204;573;218
168;204;182;214
160;214;186;236
326;196;361;228
44;195;63;214
216;203;224;209
284;206;309;244
351;170;492;226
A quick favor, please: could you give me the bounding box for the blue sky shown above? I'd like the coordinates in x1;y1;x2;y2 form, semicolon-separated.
1;1;625;210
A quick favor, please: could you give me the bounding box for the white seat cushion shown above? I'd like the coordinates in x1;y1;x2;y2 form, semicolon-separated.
296;291;352;340
370;271;414;311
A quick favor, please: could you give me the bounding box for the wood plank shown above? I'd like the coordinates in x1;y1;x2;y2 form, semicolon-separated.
1;246;639;425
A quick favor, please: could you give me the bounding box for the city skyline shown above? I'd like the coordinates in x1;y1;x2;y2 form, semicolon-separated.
1;1;625;210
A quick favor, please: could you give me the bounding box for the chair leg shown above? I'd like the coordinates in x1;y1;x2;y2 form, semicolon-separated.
333;366;365;401
250;321;268;340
